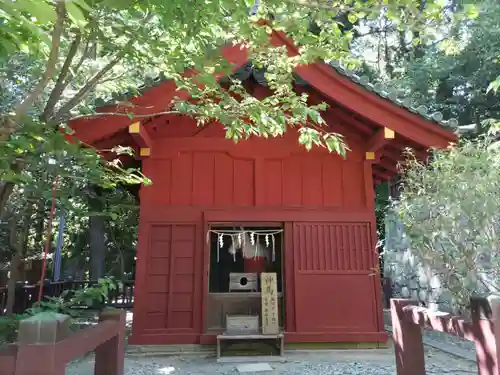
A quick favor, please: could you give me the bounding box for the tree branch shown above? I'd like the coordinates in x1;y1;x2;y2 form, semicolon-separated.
69;110;180;121
281;0;380;13
41;31;82;122
355;25;396;38
53;39;135;122
13;1;66;124
62;26;98;89
67;38;92;81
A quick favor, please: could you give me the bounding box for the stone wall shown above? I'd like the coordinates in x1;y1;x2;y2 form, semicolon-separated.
383;210;448;311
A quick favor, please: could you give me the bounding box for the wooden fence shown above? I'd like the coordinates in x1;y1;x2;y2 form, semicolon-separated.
0;280;134;316
0;309;125;375
391;297;500;375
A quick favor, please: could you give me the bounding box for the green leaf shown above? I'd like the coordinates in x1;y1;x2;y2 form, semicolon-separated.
487;76;500;94
463;4;479;19
66;1;87;29
298;131;312;151
71;0;92;12
1;1;51;45
347;13;358;24
10;0;56;23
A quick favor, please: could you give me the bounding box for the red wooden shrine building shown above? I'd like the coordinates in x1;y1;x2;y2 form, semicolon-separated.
70;31;457;345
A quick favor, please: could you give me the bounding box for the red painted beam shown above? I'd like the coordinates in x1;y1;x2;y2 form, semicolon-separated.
308;90;375;135
372;170;389;182
378;158;399;175
366;127;395;154
129;122;153;149
329;108;374;135
322;110;364;144
390;141;428;162
381;147;403;161
373;165;393;181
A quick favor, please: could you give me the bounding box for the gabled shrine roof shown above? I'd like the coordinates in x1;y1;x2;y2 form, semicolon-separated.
328;62;458;130
90;60;458;134
69;29;458;182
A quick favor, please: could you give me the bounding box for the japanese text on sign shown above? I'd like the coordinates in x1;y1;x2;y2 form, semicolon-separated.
260;272;279;334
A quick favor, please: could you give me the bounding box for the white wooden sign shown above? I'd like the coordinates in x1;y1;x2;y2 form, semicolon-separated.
260;272;279;334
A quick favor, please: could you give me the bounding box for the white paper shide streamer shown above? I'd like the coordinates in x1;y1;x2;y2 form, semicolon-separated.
208;228;283;262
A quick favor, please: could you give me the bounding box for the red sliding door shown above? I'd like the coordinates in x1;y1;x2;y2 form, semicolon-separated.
291;222;380;336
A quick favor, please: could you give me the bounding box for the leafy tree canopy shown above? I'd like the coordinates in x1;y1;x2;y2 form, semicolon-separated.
351;0;499;133
1;0;476;141
396;138;500;311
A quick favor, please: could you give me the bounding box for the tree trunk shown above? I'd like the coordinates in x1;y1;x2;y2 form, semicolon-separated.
5;208;32;315
33;199;46;251
5;253;22;315
88;187;106;281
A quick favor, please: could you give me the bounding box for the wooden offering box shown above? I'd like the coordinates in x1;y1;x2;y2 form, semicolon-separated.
226;315;259;334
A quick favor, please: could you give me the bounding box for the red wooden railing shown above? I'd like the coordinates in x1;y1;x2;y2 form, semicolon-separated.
391;297;500;375
0;280;134;316
0;309;125;375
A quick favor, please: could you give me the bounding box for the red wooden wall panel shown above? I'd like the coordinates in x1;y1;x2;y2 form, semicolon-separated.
291;222;379;334
261;155;353;208
294;223;373;271
264;159;283;206
193;153;215;205
342;161;365;208
142;151;366;208
143;224;199;332
214;153;234;205
171;153;193;205
233;158;254;206
143;152;256;207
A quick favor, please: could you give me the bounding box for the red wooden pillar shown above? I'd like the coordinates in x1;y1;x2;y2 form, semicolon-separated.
95;310;126;375
471;296;500;375
390;299;425;375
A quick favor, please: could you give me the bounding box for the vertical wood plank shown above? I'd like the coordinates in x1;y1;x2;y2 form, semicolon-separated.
254;158;265;206
214;153;233;205
234;159;254;206
171;153;193;205
192;153;215;205
282;157;302;205
285;222;296;332
390;299;425;375
322;157;342;207
264;160;283;206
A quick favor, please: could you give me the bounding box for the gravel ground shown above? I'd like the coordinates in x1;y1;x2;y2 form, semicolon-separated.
421;328;475;353
67;343;477;375
66;310;478;374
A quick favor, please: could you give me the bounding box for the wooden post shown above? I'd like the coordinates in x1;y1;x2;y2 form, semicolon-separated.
471;296;500;375
390;299;425;375
94;309;126;375
14;312;70;375
0;345;17;375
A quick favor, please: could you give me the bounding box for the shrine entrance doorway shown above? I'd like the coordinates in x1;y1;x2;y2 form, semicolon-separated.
205;224;285;333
